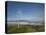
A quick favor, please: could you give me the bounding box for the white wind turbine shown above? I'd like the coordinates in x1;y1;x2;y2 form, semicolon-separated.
16;9;22;28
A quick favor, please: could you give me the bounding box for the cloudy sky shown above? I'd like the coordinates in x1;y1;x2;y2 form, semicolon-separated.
7;1;44;21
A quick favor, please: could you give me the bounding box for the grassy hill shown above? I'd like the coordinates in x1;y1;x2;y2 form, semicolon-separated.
7;24;45;34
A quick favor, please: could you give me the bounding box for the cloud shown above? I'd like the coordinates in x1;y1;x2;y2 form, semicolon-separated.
7;15;43;22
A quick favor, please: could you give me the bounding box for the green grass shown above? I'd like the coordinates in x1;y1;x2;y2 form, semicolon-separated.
7;24;45;33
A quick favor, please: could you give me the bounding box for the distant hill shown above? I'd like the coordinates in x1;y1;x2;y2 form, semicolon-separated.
7;20;43;23
7;20;44;25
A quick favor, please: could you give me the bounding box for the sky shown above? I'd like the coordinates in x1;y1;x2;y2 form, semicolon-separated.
7;1;44;21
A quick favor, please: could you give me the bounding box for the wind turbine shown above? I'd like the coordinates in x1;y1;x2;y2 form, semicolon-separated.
16;9;22;28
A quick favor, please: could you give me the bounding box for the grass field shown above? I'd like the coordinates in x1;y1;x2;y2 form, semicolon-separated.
7;24;45;33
